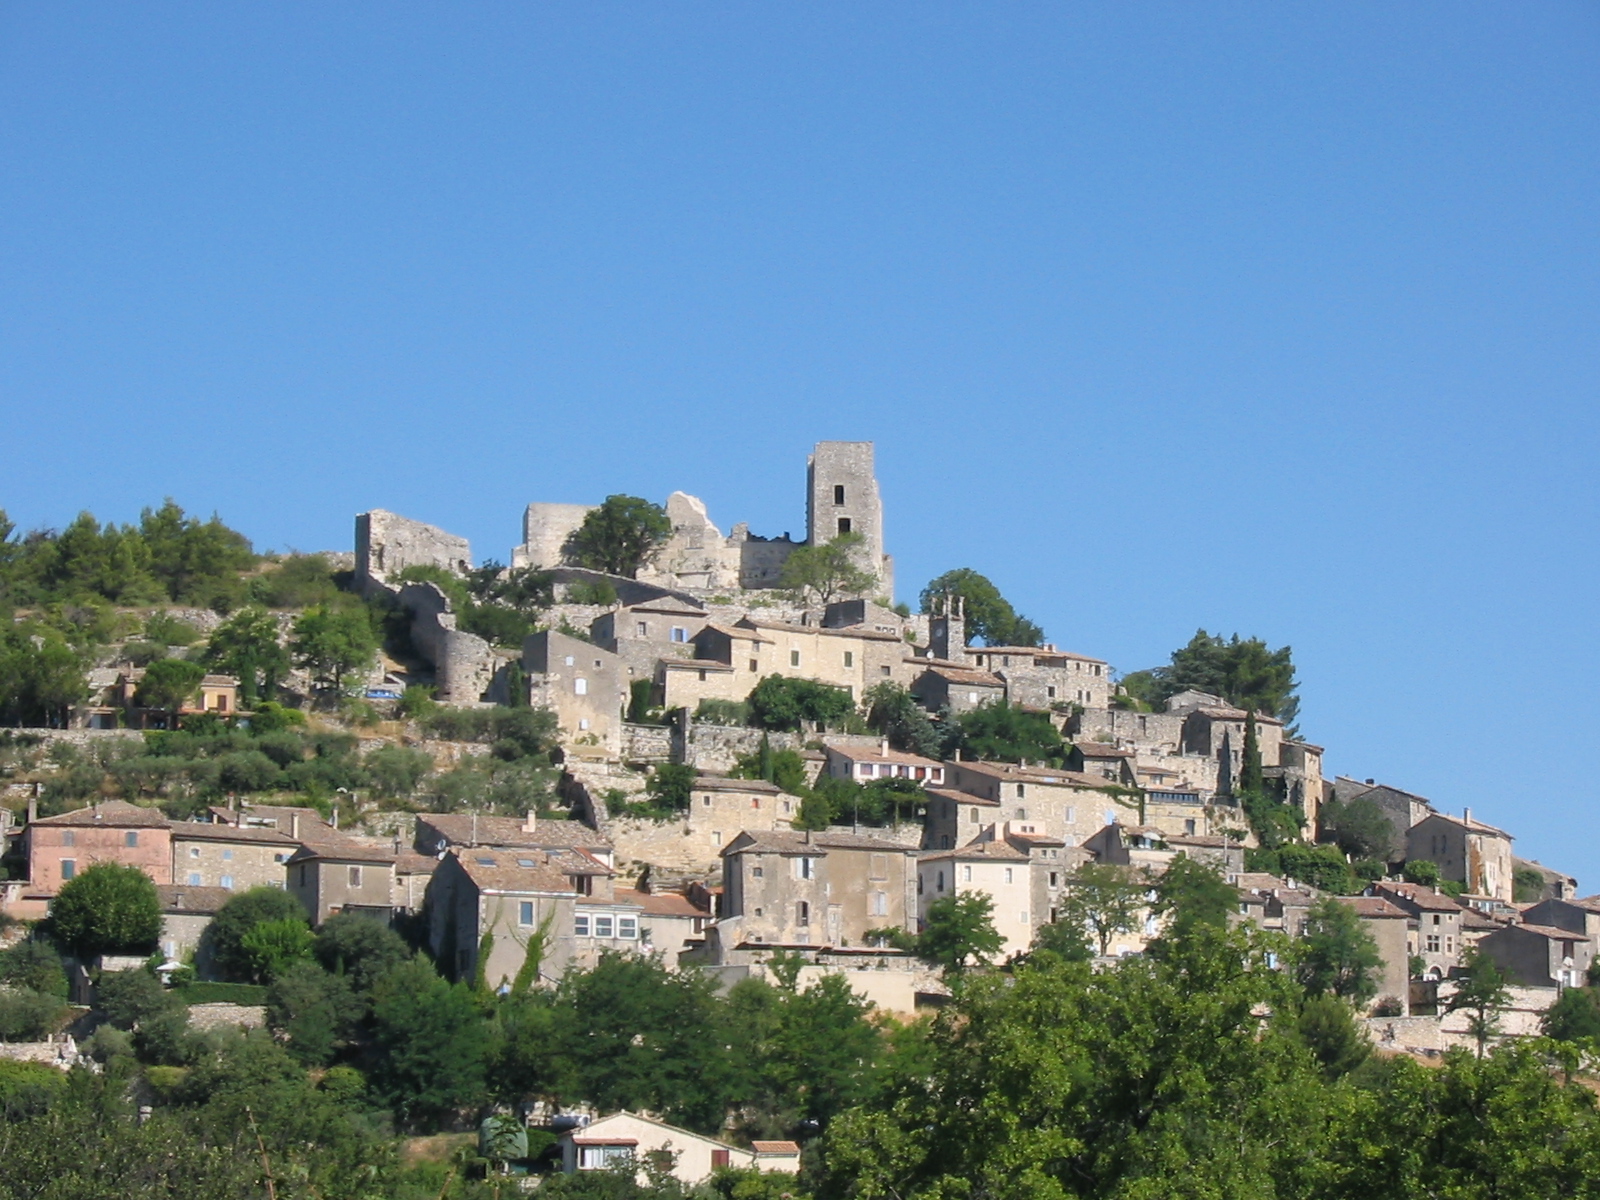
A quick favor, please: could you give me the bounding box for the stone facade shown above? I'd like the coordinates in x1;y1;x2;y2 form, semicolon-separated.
591;596;710;681
1407;811;1515;902
524;630;629;754
806;441;892;602
170;823;297;892
396;581;500;703
934;760;1124;851
719;829;918;950
355;509;471;594
513;502;597;571
286;837;398;925
606;777;797;879
23;801;173;896
966;646;1112;710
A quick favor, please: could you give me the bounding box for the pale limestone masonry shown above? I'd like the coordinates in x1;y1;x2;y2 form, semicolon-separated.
607;776;799;880
397;581;499;704
807;441;892;601
355;509;471;593
513;502;596;571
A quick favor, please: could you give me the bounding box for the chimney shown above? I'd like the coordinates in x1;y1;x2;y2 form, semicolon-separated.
524;810;540;833
27;792;38;824
173;892;184;909
290;812;300;840
1463;807;1472;825
879;738;889;757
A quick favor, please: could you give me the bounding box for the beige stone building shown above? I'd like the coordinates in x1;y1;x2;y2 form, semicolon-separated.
591;596;710;680
425;845;640;986
286;834;398;925
1336;895;1412;1013
608;775;797;877
965;645;1112;710
156;883;233;967
916;825;1079;961
718;829;918;950
910;663;1006;715
170;822;298;892
935;759;1125;850
1407;811;1514;903
823;742;945;786
523;630;628;752
413;811;614;864
1372;881;1465;979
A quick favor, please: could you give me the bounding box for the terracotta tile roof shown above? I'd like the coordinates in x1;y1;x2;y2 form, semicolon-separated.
1513;923;1589;941
30;800;169;828
1339;896;1409;920
1164;834;1235;848
416;813;611;851
660;657;735;672
921;665;1006;688
825;744;943;768
751;1141;801;1154
925;786;1000;807
455;848;583;894
1193;706;1283;725
739;618;902;643
1420;811;1513;839
1005;830;1066;847
700;621;772;643
289;830;398;864
726;829;916;856
1372;882;1465;913
1074;743;1134;759
170;822;298;846
156;884;234;914
394;852;440;875
618;889;708;917
691;775;783;794
918;838;1030;863
948;760;1110;789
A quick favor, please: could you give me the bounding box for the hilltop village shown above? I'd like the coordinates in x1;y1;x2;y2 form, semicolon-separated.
0;440;1594;1193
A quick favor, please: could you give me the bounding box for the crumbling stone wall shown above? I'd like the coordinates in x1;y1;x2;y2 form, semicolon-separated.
513;502;596;570
396;582;498;704
681;722;807;774
355;510;471;594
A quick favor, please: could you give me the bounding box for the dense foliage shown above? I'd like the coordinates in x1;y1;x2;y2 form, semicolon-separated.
919;568;1043;648
564;495;672;579
778;533;878;606
1121;629;1300;727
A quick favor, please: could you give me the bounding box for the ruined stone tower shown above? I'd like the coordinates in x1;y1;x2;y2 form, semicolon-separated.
806;441;893;601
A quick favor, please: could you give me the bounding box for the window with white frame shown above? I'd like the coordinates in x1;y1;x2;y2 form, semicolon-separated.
794;857;817;880
870;891;888;916
574;914;590;937
579;1145;634;1170
671;627;687;642
519;901;535;925
575;677;588;695
593;914;614;938
618;915;638;939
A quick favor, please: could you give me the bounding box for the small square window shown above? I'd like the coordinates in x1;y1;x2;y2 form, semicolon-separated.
593;915;615;938
188;872;201;886
790;650;800;667
190;847;201;858
519;901;535;925
564;655;574;666
125;831;138;848
61;831;74;847
222;849;233;861
574;914;590;937
671;627;687;643
837;517;852;534
834;485;845;505
60;859;76;881
618;916;638;940
843;651;854;668
220;875;234;890
749;659;759;672
637;621;648;636
348;866;362;887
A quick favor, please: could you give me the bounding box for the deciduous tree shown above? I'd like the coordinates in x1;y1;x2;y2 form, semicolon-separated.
777;532;877;606
919;568;1043;647
48;863;161;957
565;495;671;578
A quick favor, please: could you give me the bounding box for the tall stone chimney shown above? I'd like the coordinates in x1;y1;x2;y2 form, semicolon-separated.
523;810;538;833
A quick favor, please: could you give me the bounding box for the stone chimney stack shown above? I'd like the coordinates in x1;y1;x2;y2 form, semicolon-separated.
290;812;300;840
1464;807;1472;825
27;788;38;824
523;810;537;833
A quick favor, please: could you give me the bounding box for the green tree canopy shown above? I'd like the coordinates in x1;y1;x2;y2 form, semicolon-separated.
915;892;1004;976
954;699;1064;765
203;887;311;983
1295;896;1383;1003
1122;628;1300;726
747;675;855;732
1320;793;1396;861
367;955;490;1128
0;629;87;726
135;657;206;718
919;567;1043;647
863;681;944;760
48;863;162;957
565;495;672;578
777;532;877;606
290;605;378;695
1153;855;1238;942
1055;862;1151;956
204;606;289;707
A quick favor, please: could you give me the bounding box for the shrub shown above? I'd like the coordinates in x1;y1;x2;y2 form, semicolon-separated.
747;675;854;732
0;989;67;1041
204;888;312;983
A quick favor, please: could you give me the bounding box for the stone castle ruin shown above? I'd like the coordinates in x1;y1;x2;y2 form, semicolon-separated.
508;440;893;600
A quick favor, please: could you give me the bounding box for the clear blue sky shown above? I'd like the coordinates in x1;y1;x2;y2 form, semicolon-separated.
3;5;1597;880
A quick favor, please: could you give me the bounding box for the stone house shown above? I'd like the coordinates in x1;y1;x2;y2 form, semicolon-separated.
937;759;1124;850
688;618;907;704
156;884;233;968
170;822;298;891
1081;824;1176;872
412;811;613;862
718;829;917;950
286;834;398;926
1372;881;1465;980
965;645;1112;710
23;800;173;895
1328;778;1432;864
590;597;710;681
917;826;1078;960
1068;707;1187;757
209;803;333;841
1406;811;1514;903
93;670;242;728
823;742;946;787
393;851;438;913
1336;895;1412;1014
1162;834;1246;875
1141;788;1216;840
910;663;1006;715
1066;743;1138;785
1478;923;1594;989
558;1112;798;1185
1518;897;1600;952
607;775;796;878
425;845;638;987
627;887;713;955
523;630;628;753
1514;858;1578;902
1266;739;1324;830
1179;706;1284;797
